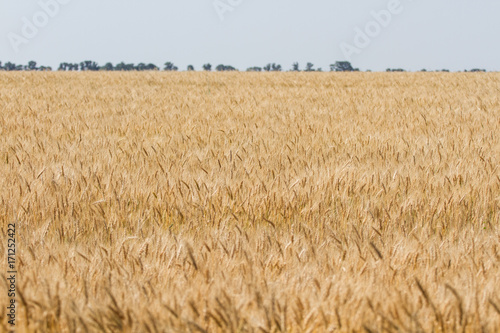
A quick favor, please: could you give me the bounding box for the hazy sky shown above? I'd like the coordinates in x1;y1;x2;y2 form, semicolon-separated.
1;0;499;71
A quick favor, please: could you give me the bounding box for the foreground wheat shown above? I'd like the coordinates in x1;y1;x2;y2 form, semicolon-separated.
0;72;499;332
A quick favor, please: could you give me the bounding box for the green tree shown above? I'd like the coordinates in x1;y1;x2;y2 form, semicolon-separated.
4;62;17;71
216;64;236;71
247;67;262;72
146;63;159;71
164;62;178;71
115;62;126;71
28;61;38;71
330;61;354;72
271;63;282;71
102;63;114;71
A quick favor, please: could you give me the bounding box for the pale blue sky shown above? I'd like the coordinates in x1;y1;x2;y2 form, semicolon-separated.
1;0;499;71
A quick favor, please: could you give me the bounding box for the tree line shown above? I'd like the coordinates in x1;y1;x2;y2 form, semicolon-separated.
0;60;487;73
0;61;361;72
0;60;355;72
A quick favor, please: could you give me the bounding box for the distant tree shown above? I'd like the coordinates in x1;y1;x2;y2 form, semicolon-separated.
164;62;178;71
0;62;3;70
271;63;282;71
420;69;427;72
80;60;99;71
291;62;300;71
330;61;354;72
470;68;486;72
216;64;237;71
203;63;212;71
102;62;114;71
4;62;16;71
114;62;135;71
146;63;159;71
28;61;38;71
247;67;262;72
136;63;146;71
317;68;323;72
115;62;126;71
261;63;282;72
3;62;18;71
187;65;195;71
90;61;99;71
305;63;314;72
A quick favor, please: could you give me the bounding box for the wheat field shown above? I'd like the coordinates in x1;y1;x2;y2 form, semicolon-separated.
0;72;499;332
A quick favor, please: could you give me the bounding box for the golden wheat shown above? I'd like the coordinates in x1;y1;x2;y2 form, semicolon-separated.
0;72;499;332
